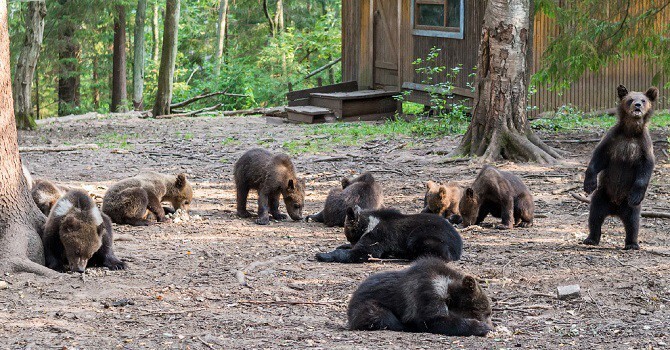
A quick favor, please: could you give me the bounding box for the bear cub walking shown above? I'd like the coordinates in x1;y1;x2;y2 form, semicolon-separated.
583;85;658;250
102;172;193;226
234;148;305;225
348;257;493;336
43;189;126;272
306;172;383;227
316;207;462;263
422;180;463;224
459;165;534;229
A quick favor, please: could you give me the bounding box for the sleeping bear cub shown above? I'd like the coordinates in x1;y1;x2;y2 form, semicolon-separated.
348;257;493;336
315;207;462;263
306;172;383;227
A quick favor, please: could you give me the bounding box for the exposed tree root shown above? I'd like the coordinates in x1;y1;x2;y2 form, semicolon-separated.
451;129;560;164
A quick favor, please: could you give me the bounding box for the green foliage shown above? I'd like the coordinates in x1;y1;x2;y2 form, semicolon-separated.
531;106;670;131
96;131;138;149
533;0;670;90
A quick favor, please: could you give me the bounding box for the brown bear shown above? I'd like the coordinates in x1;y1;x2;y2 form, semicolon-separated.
31;179;70;216
583;85;658;250
422;180;463;224
102;172;193;226
459;165;534;229
234;148;305;225
306;172;383;227
347;257;493;336
43;189;126;273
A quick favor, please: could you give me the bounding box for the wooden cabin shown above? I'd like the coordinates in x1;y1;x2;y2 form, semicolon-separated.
341;0;669;115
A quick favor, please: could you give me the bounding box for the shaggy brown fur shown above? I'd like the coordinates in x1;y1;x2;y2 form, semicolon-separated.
306;172;383;227
459;165;534;229
422;180;463;224
102;172;193;226
31;179;70;216
583;85;658;250
347;257;493;336
234;148;305;225
43;189;125;272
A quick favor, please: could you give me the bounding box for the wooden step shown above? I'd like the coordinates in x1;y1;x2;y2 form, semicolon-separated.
309;89;399;121
285;105;335;124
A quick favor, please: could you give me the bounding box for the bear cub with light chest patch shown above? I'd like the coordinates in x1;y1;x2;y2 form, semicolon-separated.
306;172;383;227
459;165;534;229
43;189;126;272
348;257;493;336
422;180;463;224
315;207;462;263
583;85;658;250
31;179;70;216
234;148;305;225
102;172;193;226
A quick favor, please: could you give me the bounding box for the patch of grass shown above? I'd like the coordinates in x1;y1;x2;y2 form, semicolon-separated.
221;136;241;146
257;137;276;147
96;132;138;149
531;105;670;131
176;132;194;141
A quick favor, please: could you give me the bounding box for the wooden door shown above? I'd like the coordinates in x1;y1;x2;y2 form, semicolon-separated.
372;0;399;90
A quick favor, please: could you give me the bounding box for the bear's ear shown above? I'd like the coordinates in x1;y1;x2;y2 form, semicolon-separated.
617;85;628;100
438;186;447;197
62;216;81;231
465;188;475;198
462;275;478;294
287;179;295;191
353;205;363;217
645;87;659;102
175;174;187;189
341;177;351;189
426;180;437;190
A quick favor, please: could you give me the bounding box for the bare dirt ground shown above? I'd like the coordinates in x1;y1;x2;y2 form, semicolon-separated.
2;115;669;349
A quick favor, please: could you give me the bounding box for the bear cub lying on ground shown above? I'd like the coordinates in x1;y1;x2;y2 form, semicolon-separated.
422;180;463;224
102;172;193;226
348;257;493;336
583;85;658;250
459;165;534;229
43;189;126;273
234;148;305;225
306;172;383;227
316;207;462;263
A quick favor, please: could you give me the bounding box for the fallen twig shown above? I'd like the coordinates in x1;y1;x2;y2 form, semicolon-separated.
155;104;224;119
552;184;580;195
197;336;217;350
570;192;670;219
237;299;337;306
138;308;206;317
366;257;411;263
313;156;348;163
170;90;248;109
19;143;99;152
586;289;605;318
232;255;295;288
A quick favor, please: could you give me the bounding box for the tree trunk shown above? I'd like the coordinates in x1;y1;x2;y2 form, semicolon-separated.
215;0;229;75
133;0;147;110
57;0;80;116
151;0;160;61
262;0;275;37
92;55;100;109
111;5;128;113
12;1;46;130
152;0;180;117
0;0;54;276
451;0;559;164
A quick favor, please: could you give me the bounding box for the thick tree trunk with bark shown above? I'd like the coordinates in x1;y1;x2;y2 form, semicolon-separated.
152;0;180;117
152;0;160;61
451;0;559;163
133;0;147;110
215;0;229;75
0;0;54;276
111;5;128;113
12;1;46;130
57;0;80;116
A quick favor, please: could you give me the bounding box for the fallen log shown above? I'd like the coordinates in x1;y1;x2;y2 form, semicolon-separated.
155;103;224;119
19;143;99;152
221;106;286;117
570;192;670;219
170;90;248;109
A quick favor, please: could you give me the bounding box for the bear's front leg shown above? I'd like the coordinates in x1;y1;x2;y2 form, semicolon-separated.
256;191;271;225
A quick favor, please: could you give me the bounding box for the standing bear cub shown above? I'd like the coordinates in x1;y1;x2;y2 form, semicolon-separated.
583;85;658;250
43;189;126;272
102;172;193;226
306;172;383;227
316;207;462;263
459;165;534;229
348;257;493;336
234;148;305;225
